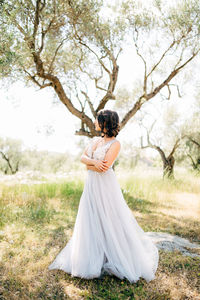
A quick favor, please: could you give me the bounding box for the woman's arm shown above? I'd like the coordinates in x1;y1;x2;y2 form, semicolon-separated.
81;155;108;171
86;164;103;172
80;139;98;166
80;153;97;166
103;141;121;168
80;138;109;172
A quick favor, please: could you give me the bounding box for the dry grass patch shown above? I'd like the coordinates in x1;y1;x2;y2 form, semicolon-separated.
0;171;200;299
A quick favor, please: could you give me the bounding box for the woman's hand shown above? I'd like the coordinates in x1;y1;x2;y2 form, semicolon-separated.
93;159;109;172
86;165;103;172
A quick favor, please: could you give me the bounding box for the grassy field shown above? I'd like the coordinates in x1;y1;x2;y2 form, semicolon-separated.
0;167;200;299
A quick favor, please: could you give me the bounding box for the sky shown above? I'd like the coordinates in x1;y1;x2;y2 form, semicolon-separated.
0;82;79;153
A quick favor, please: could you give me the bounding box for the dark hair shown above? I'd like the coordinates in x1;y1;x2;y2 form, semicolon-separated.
96;109;120;137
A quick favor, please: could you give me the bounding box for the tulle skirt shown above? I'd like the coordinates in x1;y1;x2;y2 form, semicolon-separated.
48;169;159;283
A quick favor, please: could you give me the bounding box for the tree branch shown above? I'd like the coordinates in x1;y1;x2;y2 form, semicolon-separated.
187;136;200;148
48;38;68;73
147;40;176;78
168;138;181;157
121;49;200;130
134;27;147;95
140;121;167;163
187;153;197;169
38;18;55;54
73;29;119;112
146;50;199;100
75;129;100;138
33;0;40;40
81;91;96;117
166;84;171;100
168;84;182;97
0;151;14;174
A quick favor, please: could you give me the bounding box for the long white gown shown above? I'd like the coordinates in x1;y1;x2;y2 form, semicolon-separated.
48;137;159;283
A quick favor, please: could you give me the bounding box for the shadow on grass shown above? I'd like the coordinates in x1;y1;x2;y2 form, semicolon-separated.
1;181;200;299
44;226;71;254
121;188;157;214
0;261;150;299
0;264;67;299
137;211;200;243
2;251;199;300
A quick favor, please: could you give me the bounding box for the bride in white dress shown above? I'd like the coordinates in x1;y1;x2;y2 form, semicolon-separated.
48;109;159;283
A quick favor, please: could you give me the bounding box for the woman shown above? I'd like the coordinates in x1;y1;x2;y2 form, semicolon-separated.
48;109;159;283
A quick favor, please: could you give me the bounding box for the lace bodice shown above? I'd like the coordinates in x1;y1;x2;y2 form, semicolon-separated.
86;137;119;169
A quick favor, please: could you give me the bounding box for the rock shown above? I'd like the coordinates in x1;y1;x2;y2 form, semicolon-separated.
146;232;200;258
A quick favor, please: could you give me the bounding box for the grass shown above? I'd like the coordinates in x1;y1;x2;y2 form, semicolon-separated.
0;167;200;299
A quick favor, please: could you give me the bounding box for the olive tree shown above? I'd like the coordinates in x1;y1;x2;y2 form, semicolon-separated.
139;104;188;178
1;0;200;139
0;137;23;174
180;109;200;172
1;0;123;137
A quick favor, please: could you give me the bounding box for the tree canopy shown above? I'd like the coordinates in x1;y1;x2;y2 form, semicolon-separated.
1;0;200;137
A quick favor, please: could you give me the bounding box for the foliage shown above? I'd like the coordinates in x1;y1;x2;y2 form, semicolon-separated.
137;102;191;178
21;149;73;173
176;96;200;171
0;137;23;174
0;0;200;138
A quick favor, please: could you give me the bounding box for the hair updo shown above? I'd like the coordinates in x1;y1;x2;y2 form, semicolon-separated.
96;109;120;138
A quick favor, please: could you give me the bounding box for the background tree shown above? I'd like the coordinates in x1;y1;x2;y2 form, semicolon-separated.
174;89;200;172
185;137;200;171
21;148;73;173
139;104;187;178
0;137;23;174
179;114;200;172
0;4;17;78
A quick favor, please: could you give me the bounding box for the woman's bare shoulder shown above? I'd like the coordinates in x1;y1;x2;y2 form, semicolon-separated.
112;139;121;149
114;138;121;145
